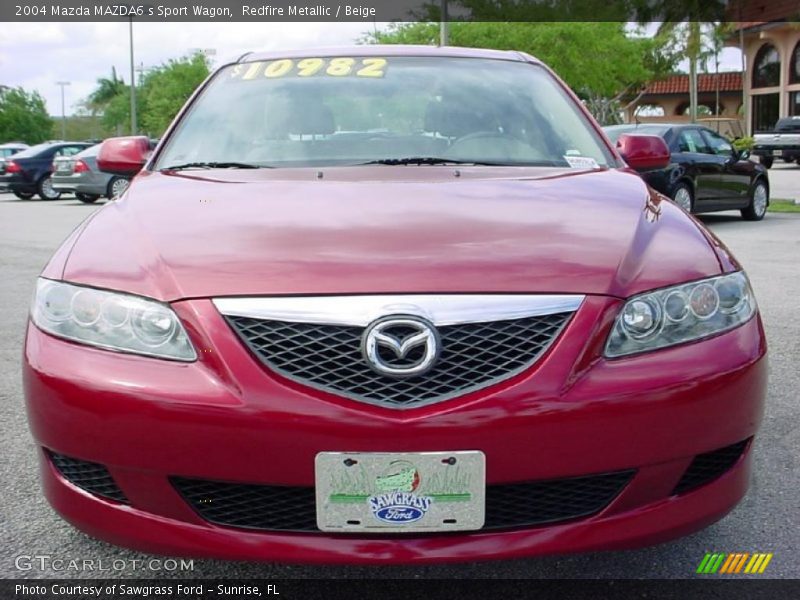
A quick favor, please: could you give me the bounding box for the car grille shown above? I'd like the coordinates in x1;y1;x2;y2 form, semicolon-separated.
171;470;634;533
225;313;572;408
672;439;750;495
47;451;129;504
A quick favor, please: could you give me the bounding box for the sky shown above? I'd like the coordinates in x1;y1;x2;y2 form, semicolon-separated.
0;22;744;118
0;22;375;116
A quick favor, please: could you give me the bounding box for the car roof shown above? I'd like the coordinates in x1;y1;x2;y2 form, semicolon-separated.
11;141;91;158
241;45;538;65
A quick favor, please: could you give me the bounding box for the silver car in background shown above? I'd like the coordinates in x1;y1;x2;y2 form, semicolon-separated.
51;143;129;203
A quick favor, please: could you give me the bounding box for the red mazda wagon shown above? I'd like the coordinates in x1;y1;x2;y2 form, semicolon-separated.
23;46;766;563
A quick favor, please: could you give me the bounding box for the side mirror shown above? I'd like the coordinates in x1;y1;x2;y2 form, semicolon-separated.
737;149;751;161
616;134;671;172
97;136;151;177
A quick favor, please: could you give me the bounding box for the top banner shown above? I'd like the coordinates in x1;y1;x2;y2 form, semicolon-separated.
2;0;795;23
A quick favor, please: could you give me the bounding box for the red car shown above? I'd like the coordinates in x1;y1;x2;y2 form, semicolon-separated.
23;46;766;564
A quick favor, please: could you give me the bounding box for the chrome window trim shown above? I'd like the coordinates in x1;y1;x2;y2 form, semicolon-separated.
213;294;585;326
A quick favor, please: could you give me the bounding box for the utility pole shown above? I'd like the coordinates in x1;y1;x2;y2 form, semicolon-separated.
55;81;70;139
129;16;137;135
440;0;448;46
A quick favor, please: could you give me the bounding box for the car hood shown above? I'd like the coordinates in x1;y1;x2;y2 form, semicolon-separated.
59;167;723;301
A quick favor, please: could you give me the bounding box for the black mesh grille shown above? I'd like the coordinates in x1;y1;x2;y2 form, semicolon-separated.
224;313;572;408
47;451;129;504
171;470;634;533
673;439;750;495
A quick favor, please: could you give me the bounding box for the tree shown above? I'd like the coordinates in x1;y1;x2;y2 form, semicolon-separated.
138;53;210;136
82;53;210;138
633;1;728;122
0;86;53;143
86;67;126;115
367;22;677;124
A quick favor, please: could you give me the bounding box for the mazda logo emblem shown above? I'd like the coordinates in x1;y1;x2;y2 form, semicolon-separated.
362;316;440;378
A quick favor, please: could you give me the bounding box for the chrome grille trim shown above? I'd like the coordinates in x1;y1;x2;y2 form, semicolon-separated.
217;295;582;409
213;294;584;326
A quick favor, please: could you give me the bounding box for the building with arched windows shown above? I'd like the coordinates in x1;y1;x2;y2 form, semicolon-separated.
731;13;800;134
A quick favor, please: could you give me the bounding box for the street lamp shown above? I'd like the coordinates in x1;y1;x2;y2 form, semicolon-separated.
55;81;70;139
440;0;448;46
127;2;154;135
128;16;137;135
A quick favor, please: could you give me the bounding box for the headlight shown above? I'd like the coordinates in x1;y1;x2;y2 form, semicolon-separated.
31;278;196;361
605;272;756;358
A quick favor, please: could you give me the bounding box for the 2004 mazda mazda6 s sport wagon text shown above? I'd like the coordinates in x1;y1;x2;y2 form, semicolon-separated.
23;46;767;564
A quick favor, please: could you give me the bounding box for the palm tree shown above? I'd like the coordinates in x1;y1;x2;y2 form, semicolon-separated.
637;1;727;123
86;67;126;116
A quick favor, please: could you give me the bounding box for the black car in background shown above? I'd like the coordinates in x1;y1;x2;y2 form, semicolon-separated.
604;123;769;221
0;142;29;192
0;141;93;200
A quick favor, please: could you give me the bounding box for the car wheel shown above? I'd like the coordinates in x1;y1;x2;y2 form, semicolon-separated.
671;183;694;213
37;176;61;200
742;180;768;221
107;177;129;199
761;156;773;169
13;191;35;200
76;193;100;204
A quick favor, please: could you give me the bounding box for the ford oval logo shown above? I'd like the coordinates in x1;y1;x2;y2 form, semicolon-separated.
368;489;433;525
375;505;425;523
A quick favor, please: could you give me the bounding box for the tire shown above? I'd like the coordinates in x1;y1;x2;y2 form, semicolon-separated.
37;175;61;200
761;156;773;169
75;193;100;204
671;182;694;213
742;180;768;221
107;176;129;199
13;191;35;200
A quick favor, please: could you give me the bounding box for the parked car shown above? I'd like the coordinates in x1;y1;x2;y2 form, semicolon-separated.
24;47;766;563
0;142;29;192
604;123;769;221
752;116;800;168
51;144;129;203
0;141;93;200
0;142;29;158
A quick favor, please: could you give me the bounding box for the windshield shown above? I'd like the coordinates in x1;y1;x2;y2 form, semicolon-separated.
155;56;614;170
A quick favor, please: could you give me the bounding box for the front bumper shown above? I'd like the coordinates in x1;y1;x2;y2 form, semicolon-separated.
24;296;767;563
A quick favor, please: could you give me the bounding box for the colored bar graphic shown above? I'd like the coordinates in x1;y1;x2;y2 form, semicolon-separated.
696;553;713;574
734;553;750;573
702;552;773;575
719;554;736;574
758;554;773;573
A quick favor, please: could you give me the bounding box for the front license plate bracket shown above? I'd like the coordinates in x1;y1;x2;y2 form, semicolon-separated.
315;451;485;533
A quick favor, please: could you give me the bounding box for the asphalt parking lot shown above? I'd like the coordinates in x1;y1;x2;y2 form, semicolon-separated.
767;161;800;202
0;188;798;580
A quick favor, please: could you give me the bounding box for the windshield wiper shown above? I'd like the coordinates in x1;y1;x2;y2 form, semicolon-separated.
357;157;506;166
357;157;561;167
160;161;266;171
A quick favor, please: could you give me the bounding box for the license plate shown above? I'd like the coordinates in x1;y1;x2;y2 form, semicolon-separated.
56;163;72;173
315;451;485;533
773;150;783;156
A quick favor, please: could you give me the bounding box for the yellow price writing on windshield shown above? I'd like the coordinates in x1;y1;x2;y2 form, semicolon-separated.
229;58;388;80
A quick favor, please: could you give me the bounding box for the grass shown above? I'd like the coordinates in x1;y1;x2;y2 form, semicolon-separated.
768;199;800;213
